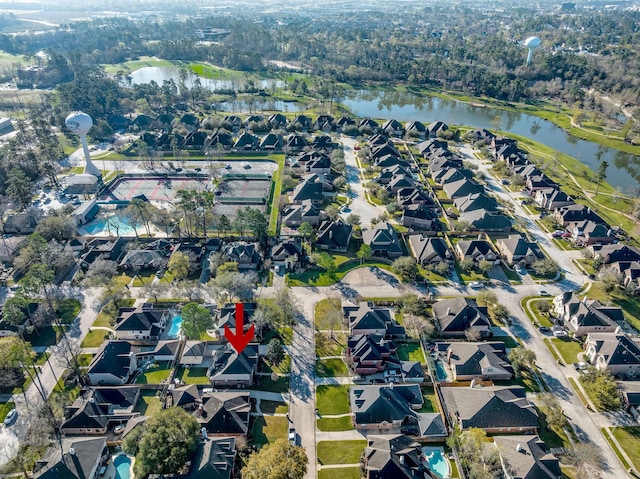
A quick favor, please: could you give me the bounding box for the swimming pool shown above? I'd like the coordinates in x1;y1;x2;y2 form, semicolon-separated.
83;214;139;236
167;315;182;338
422;446;450;479
434;360;448;382
113;454;133;479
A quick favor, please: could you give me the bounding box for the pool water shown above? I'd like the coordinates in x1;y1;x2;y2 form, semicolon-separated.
434;360;448;381
84;215;139;236
422;447;450;479
114;454;133;479
167;315;182;338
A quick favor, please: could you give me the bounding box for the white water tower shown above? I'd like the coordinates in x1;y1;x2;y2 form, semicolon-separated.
65;111;102;178
524;36;541;66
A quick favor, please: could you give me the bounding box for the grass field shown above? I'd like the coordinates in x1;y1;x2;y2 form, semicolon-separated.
175;367;210;384
80;329;110;348
418;387;437;413
254;375;289;393
316;358;349;377
134;390;163;416
550;338;583;364
0;402;14;422
315;298;344;330
317;440;366;464
396;342;425;363
611;427;640;472
316;332;347;357
318;467;361;479
316;385;351;415
259;400;288;414
584;283;640;332
251;415;288;448
135;363;172;384
317;416;355;432
287;260;394;287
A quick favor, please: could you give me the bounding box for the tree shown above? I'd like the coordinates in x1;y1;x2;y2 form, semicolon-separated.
455;220;472;232
477;259;492;275
594;160;608;196
566;442;605;479
537;393;569;432
167;250;194;281
531;258;560;278
492;304;510;324
5;168;34;210
99;276;131;316
174;279;203;303
325;204;341;222
580;366;621;410
36;215;76;242
456;428;502;479
392;256;419;282
508;346;536;377
218;261;239;274
459;258;474;273
211;271;256;302
475;291;497;306
82;258;118;286
357;243;371;264
312;251;336;274
142;282;167;302
346;214;361;227
181;302;213;339
265;338;285;366
598;267;621;294
297;222;314;247
242;438;307;479
124;407;198;477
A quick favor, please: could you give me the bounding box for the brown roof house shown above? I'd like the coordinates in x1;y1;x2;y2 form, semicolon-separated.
493;435;561;479
432;298;491;339
207;343;259;388
496;234;545;267
553;292;622;337
442;342;514;381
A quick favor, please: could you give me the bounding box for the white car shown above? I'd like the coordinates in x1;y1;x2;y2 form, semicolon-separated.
3;409;17;426
469;281;483;289
538;289;550;296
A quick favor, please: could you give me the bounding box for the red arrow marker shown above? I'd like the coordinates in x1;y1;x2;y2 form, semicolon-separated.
224;302;255;354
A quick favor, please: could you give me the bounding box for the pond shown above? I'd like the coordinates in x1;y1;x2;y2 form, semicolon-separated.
343;90;640;192
129;66;285;92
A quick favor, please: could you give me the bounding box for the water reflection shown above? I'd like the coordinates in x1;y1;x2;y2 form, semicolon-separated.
343;90;640;192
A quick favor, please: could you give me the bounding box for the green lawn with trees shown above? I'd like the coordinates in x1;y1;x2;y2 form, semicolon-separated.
316;385;351;415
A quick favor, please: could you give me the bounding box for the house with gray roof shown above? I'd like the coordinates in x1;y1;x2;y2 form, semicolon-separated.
282;200;324;228
397;187;436;208
346;334;397;375
271;237;304;271
494;435;561;479
345;302;405;338
291;173;330;204
315;219;352;253
440;385;538;434
195;391;251;435
535;188;574;211
401;204;438;230
553;292;621;337
381;119;404;137
221;241;261;270
454;193;499;214
32;438;109;479
585;333;640;378
460;209;512;233
268;113;287;129
180;340;208;366
428;121;448;137
113;304;170;341
119;249;168;272
443;178;484;199
259;132;283;150
208;343;259;388
362;221;403;259
405;120;427;139
350;385;446;440
433;298;491;339
568;220;615;246
87;341;138;386
554;204;603;227
3;212;39;235
234;132;259;150
365;435;439;479
286;134;309;151
442;342;514;381
438;168;474;186
496;234;545;267
408;235;453;270
187;437;236;479
455;239;499;264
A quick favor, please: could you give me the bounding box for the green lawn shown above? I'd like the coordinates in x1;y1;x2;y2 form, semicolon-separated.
418;387;437;413
175;366;210;385
506;369;542;393
253;375;289;393
56;299;82;324
250;415;288;448
49;380;81;419
260;400;288;414
80;329;110;348
134;390;163;416
0;402;14;422
611;427;640;472
454;263;488;284
567;377;589;407
318;467;362;479
315;298;344;330
530;300;554;328
537;406;573;449
396;342;425;363
492;335;520;349
287;260;394;287
316;358;349;377
501;265;522;283
550;338;583;364
267;154;285;235
316;332;347;357
316;385;351;415
317;416;355;432
92;311;114;328
317;440;366;464
132;274;155;287
77;354;94;367
135;363;172;384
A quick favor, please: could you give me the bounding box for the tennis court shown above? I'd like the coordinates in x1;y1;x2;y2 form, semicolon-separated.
215;176;271;203
99;174;209;202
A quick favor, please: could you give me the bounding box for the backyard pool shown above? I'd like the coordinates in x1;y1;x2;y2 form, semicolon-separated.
113;454;134;479
167;314;182;339
83;214;139;236
434;360;449;382
422;446;450;479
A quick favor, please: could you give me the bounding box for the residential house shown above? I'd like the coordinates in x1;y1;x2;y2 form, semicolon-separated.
438;168;474;186
594;243;640;266
315;219;353;253
405;120;428;139
79;237;126;269
381;119;404;137
493;435;561;479
346;334;397;375
496;234;545;267
152;113;174;131
386;174;418;195
183;130;208;149
554;204;603;227
359;117;380;133
214;303;257;342
271;237;304;271
108;114;131;131
584;333;640;378
454;193;499;214
268;113;287;129
401;204;439;230
113;304;170;340
3;212;39;235
186;437;236;479
221;242;261;270
223;115;243;131
375;154;406;169
568;220;615;246
364;435;440;479
428;121;448;137
60;386;140;436
460;209;512;233
314;115;334;132
311;135;334;150
292;114;312;130
362;222;403;259
0;235;26;265
535;188;574;211
440;385;538;433
397;188;436;209
443;178;484;199
291;173;330;204
619;382;640;422
408;235;453;270
456;239;499;264
195;391;251;435
119;249;168;272
526;174;558;194
442;342;514;381
207;343;259;388
350;385;446;440
467;128;496;145
259;133;283;150
286;134;309;151
180;341;207;366
32;438;109;479
132;114;154;130
336;116;356;132
376;164;412;185
137;340;180;363
233;132;259;150
432;298;491;339
430;157;462;178
244;114;265;129
345;302;406;338
281;200;324;228
209;129;234;149
553;292;622;337
71;200;100;226
304;154;332;175
87;341;138;386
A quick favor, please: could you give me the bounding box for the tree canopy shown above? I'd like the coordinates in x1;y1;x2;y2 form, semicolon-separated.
241;438;307;479
181;302;213;339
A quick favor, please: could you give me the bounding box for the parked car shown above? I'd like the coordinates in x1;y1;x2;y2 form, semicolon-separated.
225;164;232;169
552;230;565;238
243;163;251;169
538;326;551;333
469;281;483;289
288;428;298;445
3;409;17;426
538;289;550;296
573;362;589;371
114;424;125;434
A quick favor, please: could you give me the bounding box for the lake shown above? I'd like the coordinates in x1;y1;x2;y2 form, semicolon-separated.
343;90;640;192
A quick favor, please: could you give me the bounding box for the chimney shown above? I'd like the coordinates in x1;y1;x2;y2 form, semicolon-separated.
446;307;451;315
470;378;476;389
583;297;587;305
68;447;76;456
399;455;405;465
477;234;482;240
201;427;208;440
329;230;333;239
516;443;523;453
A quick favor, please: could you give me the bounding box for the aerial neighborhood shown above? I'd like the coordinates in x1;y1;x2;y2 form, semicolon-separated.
1;3;640;479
